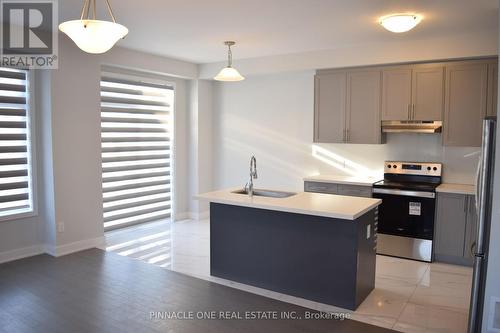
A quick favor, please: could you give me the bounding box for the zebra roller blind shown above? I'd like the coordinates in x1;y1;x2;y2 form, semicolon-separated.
0;67;34;219
100;72;174;230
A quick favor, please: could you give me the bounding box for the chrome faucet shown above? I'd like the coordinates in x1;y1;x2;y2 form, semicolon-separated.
245;156;258;197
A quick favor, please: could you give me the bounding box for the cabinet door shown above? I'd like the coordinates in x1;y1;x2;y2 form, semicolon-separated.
412;65;444;120
434;193;467;258
487;62;498;117
381;68;412;120
345;70;382;144
443;63;488;147
314;72;346;143
464;196;478;259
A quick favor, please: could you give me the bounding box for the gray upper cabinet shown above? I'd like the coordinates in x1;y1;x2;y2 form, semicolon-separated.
381;68;412;120
381;65;444;121
412;65;444;120
443;61;488;147
314;69;382;144
487;62;498;117
346;70;382;144
314;58;496;146
314;72;346;143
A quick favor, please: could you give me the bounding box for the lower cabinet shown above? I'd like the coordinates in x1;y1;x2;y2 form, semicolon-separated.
304;181;372;198
434;192;477;265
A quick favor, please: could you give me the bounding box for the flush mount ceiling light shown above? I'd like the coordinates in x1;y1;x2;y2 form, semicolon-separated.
214;41;245;82
379;14;422;33
59;0;128;54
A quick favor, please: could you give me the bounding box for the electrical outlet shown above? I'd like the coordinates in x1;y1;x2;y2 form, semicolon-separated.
57;222;64;233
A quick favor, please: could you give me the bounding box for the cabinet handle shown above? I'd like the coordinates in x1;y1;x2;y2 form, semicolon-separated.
407;104;411;120
347;129;350;142
470;241;476;256
343;129;346;142
412;104;416;120
464;196;468;213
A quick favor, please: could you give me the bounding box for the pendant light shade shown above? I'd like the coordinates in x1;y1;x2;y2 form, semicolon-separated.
59;0;128;54
214;41;245;82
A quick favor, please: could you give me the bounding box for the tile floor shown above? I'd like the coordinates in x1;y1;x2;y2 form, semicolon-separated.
102;219;473;333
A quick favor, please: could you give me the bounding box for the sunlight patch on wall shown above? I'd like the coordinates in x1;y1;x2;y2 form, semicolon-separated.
311;145;382;178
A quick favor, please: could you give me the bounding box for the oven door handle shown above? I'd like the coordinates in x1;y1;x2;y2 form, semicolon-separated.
372;188;436;198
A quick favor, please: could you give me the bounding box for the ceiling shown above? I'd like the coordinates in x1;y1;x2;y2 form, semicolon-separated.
59;0;499;64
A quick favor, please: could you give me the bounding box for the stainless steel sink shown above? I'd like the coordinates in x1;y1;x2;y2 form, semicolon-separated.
232;188;297;198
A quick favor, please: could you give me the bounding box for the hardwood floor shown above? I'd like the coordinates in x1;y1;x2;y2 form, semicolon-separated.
0;249;395;333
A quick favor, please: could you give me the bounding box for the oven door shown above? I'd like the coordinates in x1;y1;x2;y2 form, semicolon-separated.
372;188;435;240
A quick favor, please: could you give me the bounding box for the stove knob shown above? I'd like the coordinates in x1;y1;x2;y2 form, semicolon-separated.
433;167;438;171
393;165;397;169
387;164;392;168
427;166;431;171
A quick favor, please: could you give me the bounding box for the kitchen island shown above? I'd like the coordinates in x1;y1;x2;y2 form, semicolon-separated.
198;188;382;310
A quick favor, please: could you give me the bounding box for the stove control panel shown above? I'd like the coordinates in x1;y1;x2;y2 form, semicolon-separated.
384;161;442;177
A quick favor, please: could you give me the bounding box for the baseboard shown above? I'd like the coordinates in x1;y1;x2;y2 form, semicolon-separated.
44;236;106;257
174;212;190;221
434;254;473;267
0;244;45;264
193;211;210;220
174;211;210;221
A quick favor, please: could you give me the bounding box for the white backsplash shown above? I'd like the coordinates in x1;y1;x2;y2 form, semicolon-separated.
313;133;480;184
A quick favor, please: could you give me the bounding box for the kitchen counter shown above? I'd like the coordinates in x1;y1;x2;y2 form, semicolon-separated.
197;188;381;220
204;187;379;310
437;183;475;195
303;174;380;187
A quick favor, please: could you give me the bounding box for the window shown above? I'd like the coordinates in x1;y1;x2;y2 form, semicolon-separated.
100;72;174;230
0;67;35;220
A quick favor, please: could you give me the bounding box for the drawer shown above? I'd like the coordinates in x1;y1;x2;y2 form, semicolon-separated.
337;184;372;198
304;181;338;194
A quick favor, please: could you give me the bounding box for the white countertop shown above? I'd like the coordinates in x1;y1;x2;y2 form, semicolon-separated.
197;188;382;220
303;174;381;187
436;183;475;195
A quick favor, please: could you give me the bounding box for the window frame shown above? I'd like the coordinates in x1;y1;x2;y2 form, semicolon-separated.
0;69;38;223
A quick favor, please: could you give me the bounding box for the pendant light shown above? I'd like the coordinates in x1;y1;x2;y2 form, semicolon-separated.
59;0;128;54
214;41;245;81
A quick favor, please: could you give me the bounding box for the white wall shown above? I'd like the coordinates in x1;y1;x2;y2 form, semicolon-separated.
187;80;213;217
212;71;480;192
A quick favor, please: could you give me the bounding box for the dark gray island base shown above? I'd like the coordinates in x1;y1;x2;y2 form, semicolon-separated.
210;202;377;310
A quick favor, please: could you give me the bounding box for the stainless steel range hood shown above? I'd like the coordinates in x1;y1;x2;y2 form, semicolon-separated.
382;121;442;134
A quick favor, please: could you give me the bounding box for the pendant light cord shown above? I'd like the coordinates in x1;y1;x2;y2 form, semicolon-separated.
79;0;117;22
105;0;117;23
80;0;89;19
228;44;233;67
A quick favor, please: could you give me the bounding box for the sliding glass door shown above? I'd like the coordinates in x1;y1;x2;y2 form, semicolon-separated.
100;72;173;230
